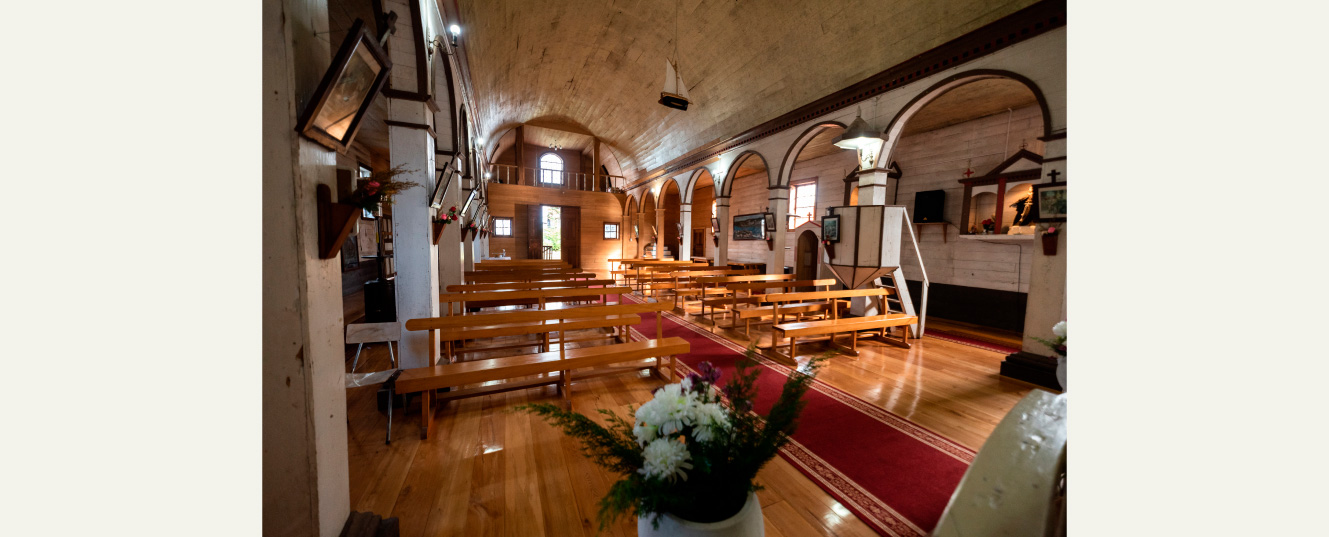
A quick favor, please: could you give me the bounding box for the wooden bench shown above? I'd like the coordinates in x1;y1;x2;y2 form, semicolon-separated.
400;299;688;439
474;259;569;270
432;311;641;363
444;279;616;293
693;274;797;319
647;269;760;306
439;286;628;315
465;271;598;284
760;289;918;362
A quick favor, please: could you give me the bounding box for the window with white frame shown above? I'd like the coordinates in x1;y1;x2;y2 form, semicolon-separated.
604;222;619;239
539;153;564;184
789;180;817;229
493;217;513;237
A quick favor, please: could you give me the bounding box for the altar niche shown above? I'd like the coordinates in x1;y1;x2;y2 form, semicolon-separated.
958;149;1046;235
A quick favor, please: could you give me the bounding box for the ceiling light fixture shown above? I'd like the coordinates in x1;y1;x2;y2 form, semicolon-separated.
833;108;885;169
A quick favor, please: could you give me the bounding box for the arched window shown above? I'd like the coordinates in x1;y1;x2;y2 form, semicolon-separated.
539;153;564;184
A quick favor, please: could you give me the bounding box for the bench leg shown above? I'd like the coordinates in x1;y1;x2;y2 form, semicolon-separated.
789;336;797;363
561;370;572;409
419;390;435;440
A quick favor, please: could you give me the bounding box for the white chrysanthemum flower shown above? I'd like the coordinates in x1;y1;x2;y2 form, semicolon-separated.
1052;321;1066;338
680;376;694;392
639;437;693;482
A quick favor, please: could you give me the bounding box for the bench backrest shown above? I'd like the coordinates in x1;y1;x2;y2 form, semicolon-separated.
466;267;583;276
439;286;629;305
697;273;795;285
761;288;895;304
474;260;569;269
445;279;615;293
728;278;838;293
466;272;598;283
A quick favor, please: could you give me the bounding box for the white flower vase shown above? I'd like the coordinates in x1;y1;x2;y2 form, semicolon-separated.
1056;356;1067;391
637;492;763;537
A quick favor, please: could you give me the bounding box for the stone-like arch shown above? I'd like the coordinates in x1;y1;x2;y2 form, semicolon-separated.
775;121;848;188
681;168;713;204
719;151;771;197
883;69;1052;147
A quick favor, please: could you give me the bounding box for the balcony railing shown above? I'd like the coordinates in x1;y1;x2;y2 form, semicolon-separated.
489;164;626;193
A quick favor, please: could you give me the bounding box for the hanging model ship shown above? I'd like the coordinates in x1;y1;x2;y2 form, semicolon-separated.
659;59;691;110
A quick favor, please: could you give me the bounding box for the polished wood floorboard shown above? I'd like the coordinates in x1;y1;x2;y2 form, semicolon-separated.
344;305;1037;536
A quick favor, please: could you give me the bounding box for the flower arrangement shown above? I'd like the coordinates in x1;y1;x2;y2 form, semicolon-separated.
1032;321;1067;357
980;218;996;233
520;350;825;529
434;205;460;225
1044;225;1059;236
348;164;420;213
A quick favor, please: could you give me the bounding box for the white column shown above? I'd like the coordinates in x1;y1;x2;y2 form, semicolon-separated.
1021;135;1068;353
387;109;440;369
678;203;692;261
437;181;464;291
715;197;730;266
767;190;789;274
656;202;666;259
262;0;349;534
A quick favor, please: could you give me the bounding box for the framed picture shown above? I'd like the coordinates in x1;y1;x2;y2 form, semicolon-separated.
762;212;776;232
340;235;360;272
821;215;841;242
711;218;719;233
733;213;767;240
430;164;453;209
460;189;477;215
1032;182;1067;222
295;19;392;152
676;222;683;238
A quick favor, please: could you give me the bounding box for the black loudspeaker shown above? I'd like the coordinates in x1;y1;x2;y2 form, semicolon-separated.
914;190;946;223
364;278;397;322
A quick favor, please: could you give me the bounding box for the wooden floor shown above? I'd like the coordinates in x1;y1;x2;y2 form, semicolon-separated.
344;302;1038;536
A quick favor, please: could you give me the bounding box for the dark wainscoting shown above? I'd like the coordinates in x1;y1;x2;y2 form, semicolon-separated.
904;280;1027;332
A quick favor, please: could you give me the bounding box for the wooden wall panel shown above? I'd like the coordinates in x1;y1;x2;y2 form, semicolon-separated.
485;183;625;277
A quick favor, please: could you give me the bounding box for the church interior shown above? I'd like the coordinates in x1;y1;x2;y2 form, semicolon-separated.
265;1;1068;535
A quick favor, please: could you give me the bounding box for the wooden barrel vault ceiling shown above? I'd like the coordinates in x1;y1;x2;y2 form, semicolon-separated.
456;0;1042;181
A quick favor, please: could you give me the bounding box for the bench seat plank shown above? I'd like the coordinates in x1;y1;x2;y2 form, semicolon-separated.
775;313;917;337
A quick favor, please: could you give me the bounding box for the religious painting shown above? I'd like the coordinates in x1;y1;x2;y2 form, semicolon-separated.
430;163;454;209
821;215;840;243
295;19;392;152
762;212;776;232
1032;182;1067;222
711;218;719;233
733;213;767;240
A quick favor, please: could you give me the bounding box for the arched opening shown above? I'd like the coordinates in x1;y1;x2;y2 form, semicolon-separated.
782;123;848;228
721;152;769;265
660;180;681;261
687;170;716;263
795;230;820;289
887;73;1049;332
641;191;658;258
539;152;564;185
624;195;639;257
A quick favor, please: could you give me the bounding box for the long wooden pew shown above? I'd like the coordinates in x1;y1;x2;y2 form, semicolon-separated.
474;259;569;270
400;299;688;438
465;271;597;284
439;286;628;316
763;289;918;362
694;274;797;319
646;269;761;306
722;279;841;335
444;279;616;293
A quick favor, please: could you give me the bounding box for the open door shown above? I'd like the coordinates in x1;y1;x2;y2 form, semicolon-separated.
525;204;542;259
560;206;580;268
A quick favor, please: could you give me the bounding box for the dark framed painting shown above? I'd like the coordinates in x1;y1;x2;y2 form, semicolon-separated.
1032;182;1067;222
295;19;392;152
340;235;360;272
762;212;776;232
733;213;767;240
430;164;454;209
711;218;719;233
821;215;841;242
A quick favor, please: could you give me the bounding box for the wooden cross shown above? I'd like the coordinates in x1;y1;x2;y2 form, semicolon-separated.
1047;169;1061;182
962;168;975;178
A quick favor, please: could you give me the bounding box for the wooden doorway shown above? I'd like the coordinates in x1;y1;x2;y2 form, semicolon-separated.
525;204;581;267
795;230;819;290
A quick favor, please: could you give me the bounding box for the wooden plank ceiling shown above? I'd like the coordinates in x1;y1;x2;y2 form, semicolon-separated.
455;0;1040;180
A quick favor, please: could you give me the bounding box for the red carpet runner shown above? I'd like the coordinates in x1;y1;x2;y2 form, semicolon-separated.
621;296;975;537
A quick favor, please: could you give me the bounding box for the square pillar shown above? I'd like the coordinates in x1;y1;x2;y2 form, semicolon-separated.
387;104;440;368
715;197;730;266
767;190;789;275
678;203;692;261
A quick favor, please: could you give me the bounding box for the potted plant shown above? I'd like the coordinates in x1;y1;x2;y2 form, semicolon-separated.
521;351;825;536
1032;321;1067;390
1041;225;1060;255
